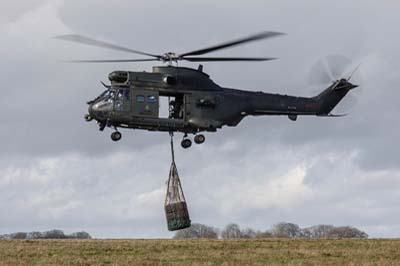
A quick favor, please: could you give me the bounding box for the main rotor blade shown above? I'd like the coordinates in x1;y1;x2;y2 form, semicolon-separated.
179;31;285;57
64;59;159;63
55;34;160;58
181;57;277;62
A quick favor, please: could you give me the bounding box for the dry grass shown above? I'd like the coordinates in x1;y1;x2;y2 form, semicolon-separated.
0;238;399;266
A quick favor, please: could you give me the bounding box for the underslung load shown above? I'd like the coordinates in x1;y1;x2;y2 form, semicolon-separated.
164;135;191;231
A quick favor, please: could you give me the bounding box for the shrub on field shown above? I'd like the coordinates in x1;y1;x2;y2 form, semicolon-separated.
174;223;218;239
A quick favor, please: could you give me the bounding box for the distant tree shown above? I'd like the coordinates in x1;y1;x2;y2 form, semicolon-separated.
12;232;27;239
326;226;368;239
0;230;93;240
271;222;302;238
255;230;273;238
27;232;43;239
2;235;10;239
241;228;257;239
41;230;66;239
302;225;335;238
69;232;92;239
221;223;242;239
174;223;218;239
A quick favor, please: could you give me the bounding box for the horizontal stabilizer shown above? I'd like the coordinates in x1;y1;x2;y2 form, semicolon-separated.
317;113;348;117
332;80;358;91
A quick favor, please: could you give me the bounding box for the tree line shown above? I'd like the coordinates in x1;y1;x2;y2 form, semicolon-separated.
174;222;368;239
0;230;91;240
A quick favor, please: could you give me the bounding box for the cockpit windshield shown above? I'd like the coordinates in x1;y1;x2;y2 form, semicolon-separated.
88;87;132;120
98;90;115;102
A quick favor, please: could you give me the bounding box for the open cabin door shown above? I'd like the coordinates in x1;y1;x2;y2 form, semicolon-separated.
132;89;159;117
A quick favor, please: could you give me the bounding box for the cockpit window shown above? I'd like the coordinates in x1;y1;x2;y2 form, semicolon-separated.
119;90;130;101
115;89;131;111
92;90;115;108
96;90;115;101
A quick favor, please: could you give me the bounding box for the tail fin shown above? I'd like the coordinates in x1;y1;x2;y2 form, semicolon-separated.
314;79;358;115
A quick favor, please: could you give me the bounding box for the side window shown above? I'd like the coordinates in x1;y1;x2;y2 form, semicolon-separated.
136;95;145;103
147;95;157;103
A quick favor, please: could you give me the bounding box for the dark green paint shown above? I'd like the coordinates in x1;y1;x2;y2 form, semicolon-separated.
88;66;357;135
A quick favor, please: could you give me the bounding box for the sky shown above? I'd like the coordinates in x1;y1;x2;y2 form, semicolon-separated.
0;0;399;238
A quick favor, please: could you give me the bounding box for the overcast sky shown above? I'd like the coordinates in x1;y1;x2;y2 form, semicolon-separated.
0;0;399;238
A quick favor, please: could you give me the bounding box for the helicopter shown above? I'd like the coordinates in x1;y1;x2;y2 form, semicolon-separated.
56;31;359;149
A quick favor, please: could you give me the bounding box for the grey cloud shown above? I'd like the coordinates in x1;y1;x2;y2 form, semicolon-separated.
0;0;52;25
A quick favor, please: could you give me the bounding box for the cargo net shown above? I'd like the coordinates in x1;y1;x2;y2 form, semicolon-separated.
164;134;191;231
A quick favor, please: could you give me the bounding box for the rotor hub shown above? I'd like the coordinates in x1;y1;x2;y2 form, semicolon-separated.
161;52;179;63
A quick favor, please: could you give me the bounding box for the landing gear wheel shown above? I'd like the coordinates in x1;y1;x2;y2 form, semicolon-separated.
111;131;122;142
181;138;192;149
194;134;205;144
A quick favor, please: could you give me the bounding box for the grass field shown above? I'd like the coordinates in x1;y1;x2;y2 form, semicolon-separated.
0;238;399;266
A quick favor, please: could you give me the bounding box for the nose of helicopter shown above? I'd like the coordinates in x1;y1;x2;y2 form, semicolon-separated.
88;103;96;118
87;103;103;121
87;99;113;121
84;104;96;122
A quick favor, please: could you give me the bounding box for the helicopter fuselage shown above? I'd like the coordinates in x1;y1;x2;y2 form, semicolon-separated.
86;65;356;145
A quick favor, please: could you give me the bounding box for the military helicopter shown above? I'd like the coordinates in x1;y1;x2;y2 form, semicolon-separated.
56;32;359;149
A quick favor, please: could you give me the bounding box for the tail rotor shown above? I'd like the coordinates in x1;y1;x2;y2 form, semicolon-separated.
309;55;363;114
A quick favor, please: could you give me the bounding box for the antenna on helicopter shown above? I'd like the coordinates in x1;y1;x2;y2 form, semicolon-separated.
347;63;362;82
